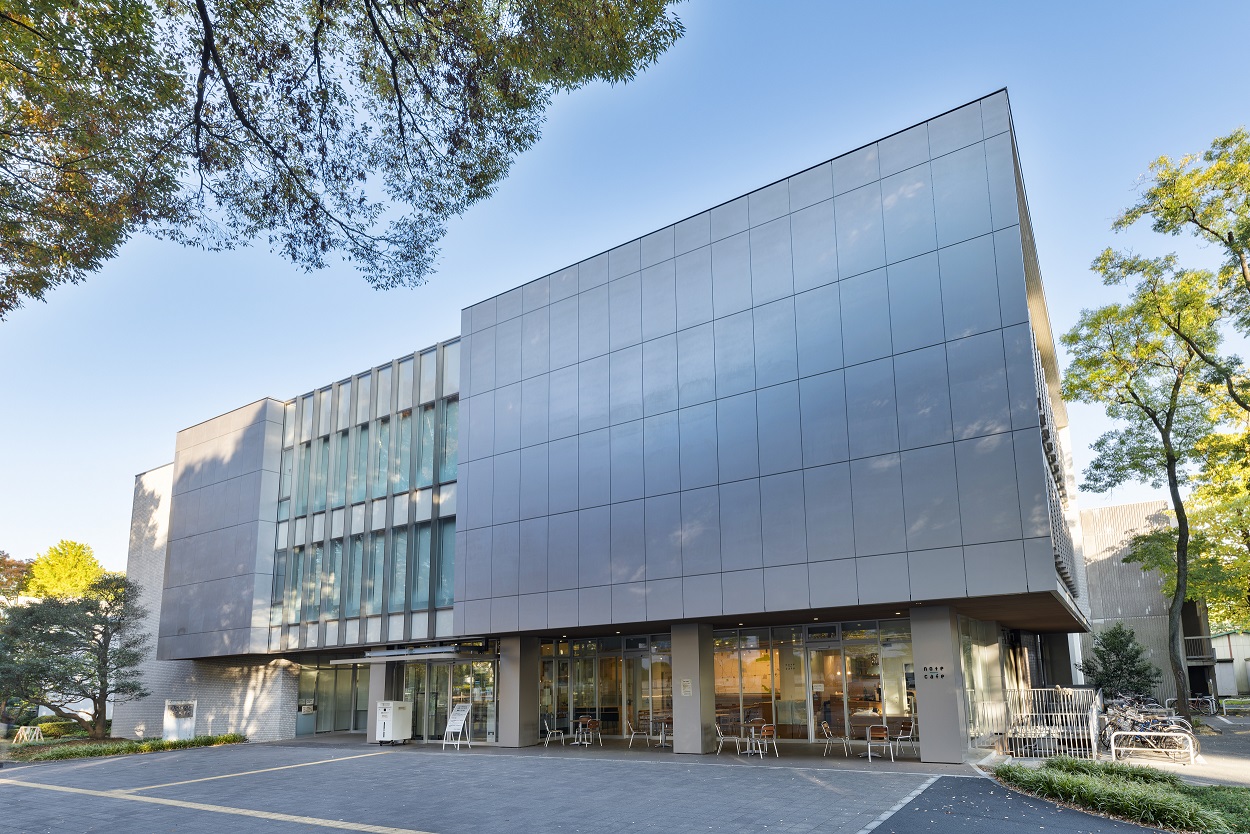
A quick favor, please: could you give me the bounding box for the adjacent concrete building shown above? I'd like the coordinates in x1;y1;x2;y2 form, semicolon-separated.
116;91;1093;761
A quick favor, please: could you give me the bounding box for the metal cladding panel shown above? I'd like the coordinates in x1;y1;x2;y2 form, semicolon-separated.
446;92;1080;631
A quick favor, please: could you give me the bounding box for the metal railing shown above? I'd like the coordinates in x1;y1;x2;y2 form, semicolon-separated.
1184;636;1216;662
1001;687;1101;759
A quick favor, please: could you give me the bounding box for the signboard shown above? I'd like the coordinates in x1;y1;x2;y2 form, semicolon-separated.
812;683;824;693
680;678;693;697
442;703;473;749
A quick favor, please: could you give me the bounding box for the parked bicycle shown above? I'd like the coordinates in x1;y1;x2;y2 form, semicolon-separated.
1102;697;1200;761
1165;695;1217;715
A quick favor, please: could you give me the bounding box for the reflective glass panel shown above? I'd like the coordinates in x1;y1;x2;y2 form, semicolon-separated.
398;358;414;411
442;342;461;397
416;405;435;487
440;400;459;483
436;518;456;607
336;380;352;431
395;413;411;493
373;419;390;498
346;534;364;617
412;523;432;610
324;539;343;618
388;527;409;613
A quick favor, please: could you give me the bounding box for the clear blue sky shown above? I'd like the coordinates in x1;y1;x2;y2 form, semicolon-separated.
2;0;1246;571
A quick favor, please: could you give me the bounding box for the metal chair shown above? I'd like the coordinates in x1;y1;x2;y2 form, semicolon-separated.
866;724;893;762
585;718;603;746
892;720;917;757
715;722;744;755
820;720;849;757
756;723;780;758
626;718;650;749
543;718;565;747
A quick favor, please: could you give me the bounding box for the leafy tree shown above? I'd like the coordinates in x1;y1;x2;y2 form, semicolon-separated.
1062;278;1224;721
1076;622;1162;698
24;540;104;598
1107;128;1250;413
0;551;32;601
0;575;149;739
0;0;684;318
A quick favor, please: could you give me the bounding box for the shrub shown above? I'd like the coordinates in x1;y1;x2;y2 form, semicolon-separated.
8;733;247;762
36;720;87;739
1041;755;1182;786
994;763;1231;833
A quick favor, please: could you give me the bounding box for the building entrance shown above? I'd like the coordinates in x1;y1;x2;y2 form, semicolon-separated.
401;660;497;742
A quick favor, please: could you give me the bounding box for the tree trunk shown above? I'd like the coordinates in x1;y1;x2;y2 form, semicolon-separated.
1166;454;1193;723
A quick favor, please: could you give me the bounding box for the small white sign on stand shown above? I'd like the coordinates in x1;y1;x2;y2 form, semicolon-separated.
443;703;473;749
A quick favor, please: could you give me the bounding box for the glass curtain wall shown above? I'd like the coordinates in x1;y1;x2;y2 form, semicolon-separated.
270;342;460;651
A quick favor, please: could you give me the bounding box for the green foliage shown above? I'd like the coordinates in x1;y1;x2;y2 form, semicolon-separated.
23;540;104;598
993;762;1232;833
8;733;248;762
0;574;149;739
1076;623;1163;698
1042;754;1181;786
35;719;87;739
0;0;685;318
1112;128;1250;414
0;551;31;600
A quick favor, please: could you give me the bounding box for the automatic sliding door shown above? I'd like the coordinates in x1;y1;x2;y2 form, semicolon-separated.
809;647;846;740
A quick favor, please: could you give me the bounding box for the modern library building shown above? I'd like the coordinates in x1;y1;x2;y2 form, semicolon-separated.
115;91;1091;763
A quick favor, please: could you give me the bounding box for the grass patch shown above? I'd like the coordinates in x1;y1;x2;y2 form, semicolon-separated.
7;733;247;762
993;757;1243;833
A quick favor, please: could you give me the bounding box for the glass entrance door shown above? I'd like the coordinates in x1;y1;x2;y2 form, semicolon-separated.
809;647;846;741
402;663;427;740
426;663;450;741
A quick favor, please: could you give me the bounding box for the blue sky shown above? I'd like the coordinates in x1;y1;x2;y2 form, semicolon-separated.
2;0;1246;571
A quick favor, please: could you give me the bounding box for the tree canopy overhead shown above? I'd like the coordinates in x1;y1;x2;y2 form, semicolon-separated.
24;540;105;598
0;0;685;318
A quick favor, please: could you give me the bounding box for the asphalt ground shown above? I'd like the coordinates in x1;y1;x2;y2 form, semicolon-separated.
0;735;1169;834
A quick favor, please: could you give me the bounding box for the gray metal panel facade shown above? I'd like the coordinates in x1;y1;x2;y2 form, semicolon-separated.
455;92;1068;633
159;399;284;659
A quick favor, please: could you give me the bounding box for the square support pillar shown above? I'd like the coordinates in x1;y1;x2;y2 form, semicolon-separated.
365;660;394;743
497;636;541;747
671;623;715;754
910;606;969;763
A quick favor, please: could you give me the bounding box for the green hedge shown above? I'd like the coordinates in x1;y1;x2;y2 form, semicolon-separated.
36;720;86;739
994;759;1233;833
9;733;248;762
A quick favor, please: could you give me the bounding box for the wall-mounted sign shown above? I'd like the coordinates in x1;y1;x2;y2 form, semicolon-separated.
680;679;692;697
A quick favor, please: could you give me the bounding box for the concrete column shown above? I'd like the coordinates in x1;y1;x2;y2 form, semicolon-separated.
364;660;393;743
497;636;541;747
910;606;969;763
671;623;715;754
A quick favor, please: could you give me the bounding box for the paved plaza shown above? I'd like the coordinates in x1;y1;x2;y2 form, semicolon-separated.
0;734;1168;834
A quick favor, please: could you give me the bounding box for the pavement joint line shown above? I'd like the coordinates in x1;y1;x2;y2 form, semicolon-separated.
852;774;939;834
1217;716;1233;725
383;748;979;777
113;750;393;793
0;777;433;834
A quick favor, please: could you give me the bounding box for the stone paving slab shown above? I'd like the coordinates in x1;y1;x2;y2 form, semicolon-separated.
0;739;953;834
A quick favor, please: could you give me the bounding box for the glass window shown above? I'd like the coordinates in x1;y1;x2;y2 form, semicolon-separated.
352;426;369;504
271;549;287;625
416;405;435;488
330;431;348;509
324;539;343;619
356;373;372;425
300;394;314;442
845;643;882;735
412;523;432;610
439;400;459;483
345;534;364;618
318;388;332;436
304;542;323;621
336;380;352;431
373;419;390;498
714;638;741;729
310;437;329;513
295;442;311;517
419;350;437;403
286;545;305;624
388;526;409;613
283;401;296;447
279;448;294;500
398;358;414;411
880;624;914;718
365;534;385;615
442;341;460;397
842;621;878;641
376;365;392;418
435;517;455;607
277;499;290;521
394;412;411;493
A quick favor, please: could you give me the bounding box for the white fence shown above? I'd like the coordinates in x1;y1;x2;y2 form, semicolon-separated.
967;687;1101;758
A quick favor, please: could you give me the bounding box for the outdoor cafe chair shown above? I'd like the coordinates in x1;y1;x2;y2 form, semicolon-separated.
820;720;849;757
715;722;744;755
892;720;917;757
756;723;780;758
866;724;893;762
585;718;603;746
625;718;650;748
543;718;565;747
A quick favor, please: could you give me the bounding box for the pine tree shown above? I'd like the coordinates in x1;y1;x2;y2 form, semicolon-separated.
1076;622;1163;697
